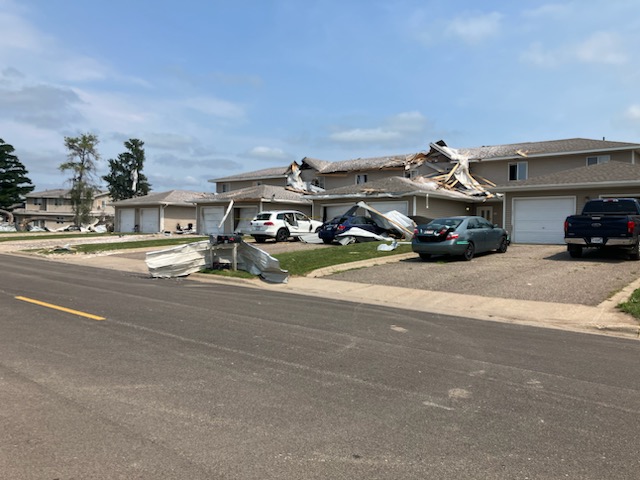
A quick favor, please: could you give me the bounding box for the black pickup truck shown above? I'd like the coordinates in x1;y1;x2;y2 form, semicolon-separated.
564;198;640;259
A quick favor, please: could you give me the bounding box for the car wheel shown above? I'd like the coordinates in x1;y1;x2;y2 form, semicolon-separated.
315;226;322;233
322;238;333;244
462;242;475;261
629;242;640;261
497;236;508;253
254;236;266;244
419;253;431;261
275;228;289;242
568;244;582;258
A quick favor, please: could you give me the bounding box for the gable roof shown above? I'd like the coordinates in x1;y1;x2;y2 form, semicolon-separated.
195;184;311;204
26;189;110;199
210;166;289;183
111;190;208;206
454;138;640;162
494;161;640;192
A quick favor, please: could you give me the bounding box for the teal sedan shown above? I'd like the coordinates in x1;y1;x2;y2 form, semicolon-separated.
412;216;509;261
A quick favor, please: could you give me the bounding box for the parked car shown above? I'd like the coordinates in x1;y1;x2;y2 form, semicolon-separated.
564;198;640;260
246;210;323;243
412;216;509;261
318;214;387;244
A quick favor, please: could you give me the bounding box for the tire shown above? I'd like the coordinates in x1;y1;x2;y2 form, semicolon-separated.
315;226;322;233
419;253;431;261
497;236;508;253
568;244;582;258
275;228;289;242
629;242;640;261
462;242;475;261
254;236;266;244
322;238;333;244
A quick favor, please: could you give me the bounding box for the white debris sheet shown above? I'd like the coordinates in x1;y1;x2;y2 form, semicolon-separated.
145;240;289;283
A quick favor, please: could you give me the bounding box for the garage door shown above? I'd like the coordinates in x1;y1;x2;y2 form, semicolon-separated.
201;207;225;235
324;205;354;221
139;208;160;233
512;197;576;244
118;208;135;233
235;207;257;233
368;201;408;215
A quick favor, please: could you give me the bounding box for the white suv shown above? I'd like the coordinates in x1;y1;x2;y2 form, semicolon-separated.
247;210;323;243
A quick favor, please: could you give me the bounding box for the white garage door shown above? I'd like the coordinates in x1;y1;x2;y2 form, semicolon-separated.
368;201;408;215
119;208;135;233
512;197;576;244
235;207;257;233
324;205;354;221
201;207;225;235
139;208;160;233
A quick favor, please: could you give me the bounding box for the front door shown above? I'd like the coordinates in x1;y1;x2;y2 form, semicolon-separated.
477;206;494;223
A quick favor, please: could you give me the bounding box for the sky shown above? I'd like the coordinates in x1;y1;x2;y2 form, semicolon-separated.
2;0;640;194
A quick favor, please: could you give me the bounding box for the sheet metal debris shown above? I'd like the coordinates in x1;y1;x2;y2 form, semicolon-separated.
145;240;289;283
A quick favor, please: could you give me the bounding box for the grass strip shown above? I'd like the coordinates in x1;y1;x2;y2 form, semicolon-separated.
617;288;640;319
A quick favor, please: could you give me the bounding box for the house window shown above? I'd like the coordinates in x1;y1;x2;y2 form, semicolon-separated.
356;174;368;185
54;198;64;206
33;198;42;205
220;183;230;193
586;155;610;166
312;177;325;189
405;169;418;179
508;161;528;181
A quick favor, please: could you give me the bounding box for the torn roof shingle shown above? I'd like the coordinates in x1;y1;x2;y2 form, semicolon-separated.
195;184;311;203
494;161;640;190
111;190;208;206
313;154;422;174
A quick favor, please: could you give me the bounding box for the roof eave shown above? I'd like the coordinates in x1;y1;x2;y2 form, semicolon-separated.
492;179;640;192
477;145;640;162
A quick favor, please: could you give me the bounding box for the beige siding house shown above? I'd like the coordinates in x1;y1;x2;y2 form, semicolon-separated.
12;189;113;230
111;190;207;233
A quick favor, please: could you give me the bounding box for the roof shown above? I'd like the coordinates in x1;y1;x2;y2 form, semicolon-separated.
314;153;424;174
111;190;208;206
311;176;479;202
453;138;640;162
26;189;110;198
195;184;311;204
494;161;640;191
210;166;289;183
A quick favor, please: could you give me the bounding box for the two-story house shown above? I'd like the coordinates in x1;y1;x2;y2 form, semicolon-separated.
12;189;114;231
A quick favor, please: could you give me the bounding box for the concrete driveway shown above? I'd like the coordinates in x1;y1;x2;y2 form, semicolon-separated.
328;244;640;306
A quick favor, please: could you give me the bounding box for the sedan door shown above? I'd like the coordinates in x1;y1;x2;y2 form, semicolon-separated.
478;217;503;250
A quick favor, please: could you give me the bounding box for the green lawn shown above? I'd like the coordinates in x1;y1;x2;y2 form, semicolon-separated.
617;288;640;320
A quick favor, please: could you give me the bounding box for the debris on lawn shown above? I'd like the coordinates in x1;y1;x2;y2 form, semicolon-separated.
145;239;289;283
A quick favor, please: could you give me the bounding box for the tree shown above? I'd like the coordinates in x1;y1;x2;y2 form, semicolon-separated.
103;138;151;201
59;133;100;226
0;139;34;210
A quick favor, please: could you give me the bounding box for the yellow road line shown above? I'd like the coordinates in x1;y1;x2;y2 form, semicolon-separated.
15;296;106;321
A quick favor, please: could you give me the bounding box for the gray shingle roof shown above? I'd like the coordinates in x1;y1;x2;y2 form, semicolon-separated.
111;190;208;206
316;154;418;174
26;189;110;198
211;166;289;183
456;138;640;161
195;185;310;203
494;161;640;190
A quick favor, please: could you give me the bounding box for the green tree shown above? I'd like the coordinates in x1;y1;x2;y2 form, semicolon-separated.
102;138;151;201
59;133;100;226
0;139;34;210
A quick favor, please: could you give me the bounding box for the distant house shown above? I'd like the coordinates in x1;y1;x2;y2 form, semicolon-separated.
111;190;208;233
12;189;113;230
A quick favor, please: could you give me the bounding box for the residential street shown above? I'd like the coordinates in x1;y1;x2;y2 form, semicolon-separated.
1;254;639;479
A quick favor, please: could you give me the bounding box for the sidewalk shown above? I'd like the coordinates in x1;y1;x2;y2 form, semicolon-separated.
45;249;640;339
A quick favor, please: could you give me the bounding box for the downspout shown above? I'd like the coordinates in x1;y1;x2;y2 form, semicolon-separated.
161;203;168;232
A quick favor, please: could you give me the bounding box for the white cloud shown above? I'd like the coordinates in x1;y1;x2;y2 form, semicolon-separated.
246;146;290;160
522;32;629;67
446;12;503;45
328;111;429;147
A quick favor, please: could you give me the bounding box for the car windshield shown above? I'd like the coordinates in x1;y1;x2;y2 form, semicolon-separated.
425;218;463;230
255;213;272;221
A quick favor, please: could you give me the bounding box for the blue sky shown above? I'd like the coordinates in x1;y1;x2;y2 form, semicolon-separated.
2;0;640;193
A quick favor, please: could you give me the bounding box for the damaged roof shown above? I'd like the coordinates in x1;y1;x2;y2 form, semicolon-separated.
311;176;481;201
310;153;426;174
432;138;640;162
26;189;110;198
111;190;209;206
195;184;311;204
493;161;640;191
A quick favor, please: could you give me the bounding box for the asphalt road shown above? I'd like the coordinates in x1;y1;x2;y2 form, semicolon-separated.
1;254;640;479
329;244;640;306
